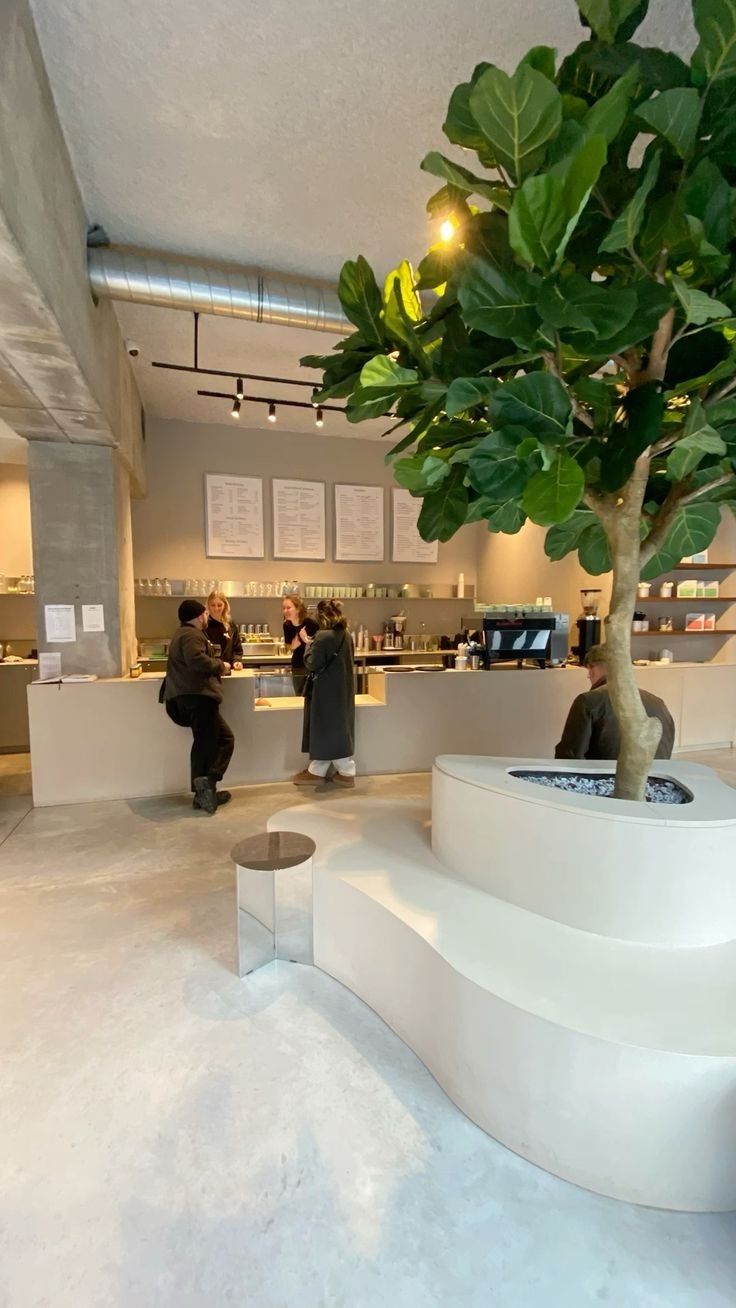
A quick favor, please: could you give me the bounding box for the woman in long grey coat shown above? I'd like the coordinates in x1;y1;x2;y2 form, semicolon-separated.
292;599;356;788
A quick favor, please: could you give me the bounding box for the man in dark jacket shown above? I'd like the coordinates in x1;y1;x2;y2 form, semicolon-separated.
164;599;235;813
555;644;675;760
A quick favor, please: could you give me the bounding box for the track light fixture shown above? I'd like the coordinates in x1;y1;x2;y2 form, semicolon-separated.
236;377;244;400
231;398;241;419
268;402;277;423
311;387;319;406
315;407;324;428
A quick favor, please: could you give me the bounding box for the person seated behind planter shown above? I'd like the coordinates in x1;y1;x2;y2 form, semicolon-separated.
555;644;674;761
292;598;356;788
163;599;235;813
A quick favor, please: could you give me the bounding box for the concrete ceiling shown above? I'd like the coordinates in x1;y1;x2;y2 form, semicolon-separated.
30;0;696;437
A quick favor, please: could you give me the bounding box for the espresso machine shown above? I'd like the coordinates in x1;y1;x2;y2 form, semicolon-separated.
573;589;602;664
482;609;569;668
382;613;407;650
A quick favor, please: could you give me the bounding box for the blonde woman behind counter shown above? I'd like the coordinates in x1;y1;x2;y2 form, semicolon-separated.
206;591;244;669
292;599;356;788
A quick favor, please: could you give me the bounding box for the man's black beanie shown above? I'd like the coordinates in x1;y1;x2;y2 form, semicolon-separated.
178;599;206;624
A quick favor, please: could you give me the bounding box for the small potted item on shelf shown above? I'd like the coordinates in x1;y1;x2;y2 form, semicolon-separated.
658;616;673;632
632;611;648;632
659;580;674;598
637;581;652;599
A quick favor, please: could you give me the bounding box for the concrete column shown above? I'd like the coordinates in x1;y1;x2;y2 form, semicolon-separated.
28;443;136;677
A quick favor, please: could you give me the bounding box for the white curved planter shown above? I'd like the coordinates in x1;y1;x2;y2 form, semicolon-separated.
432;756;736;946
267;761;736;1212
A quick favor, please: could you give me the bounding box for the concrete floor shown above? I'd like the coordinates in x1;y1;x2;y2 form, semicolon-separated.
1;752;735;1307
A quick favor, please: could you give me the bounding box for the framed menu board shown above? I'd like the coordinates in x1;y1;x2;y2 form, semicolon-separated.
272;478;326;560
391;488;439;563
205;473;264;558
334;483;384;561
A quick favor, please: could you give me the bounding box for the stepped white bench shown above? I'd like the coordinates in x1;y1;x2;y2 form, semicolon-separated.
264;779;736;1212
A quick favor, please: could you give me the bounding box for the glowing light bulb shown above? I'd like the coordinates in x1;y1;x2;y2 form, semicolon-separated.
231;398;241;419
315;407;324;428
440;219;455;243
268;402;277;423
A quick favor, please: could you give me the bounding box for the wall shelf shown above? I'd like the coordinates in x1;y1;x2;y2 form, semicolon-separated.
631;629;736;636
637;597;736;603
671;564;736;570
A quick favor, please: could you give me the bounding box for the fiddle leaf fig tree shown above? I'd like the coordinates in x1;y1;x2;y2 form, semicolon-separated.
302;0;736;802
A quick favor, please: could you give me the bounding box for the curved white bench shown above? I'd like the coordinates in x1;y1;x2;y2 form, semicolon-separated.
266;794;736;1212
432;756;736;946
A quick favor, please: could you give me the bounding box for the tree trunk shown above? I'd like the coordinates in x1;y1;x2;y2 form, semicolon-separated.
601;456;662;801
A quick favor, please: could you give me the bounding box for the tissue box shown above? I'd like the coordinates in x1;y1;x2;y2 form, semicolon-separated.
677;580;698;598
685;612;705;630
681;551;709;564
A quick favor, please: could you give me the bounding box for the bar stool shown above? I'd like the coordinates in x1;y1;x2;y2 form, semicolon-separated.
231;831;316;976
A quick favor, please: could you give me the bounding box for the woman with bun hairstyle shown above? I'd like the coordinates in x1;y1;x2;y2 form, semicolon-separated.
282;594;319;694
292;598;356;787
206;591;244;668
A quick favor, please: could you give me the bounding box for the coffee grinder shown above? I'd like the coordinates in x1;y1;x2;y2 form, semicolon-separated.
574;589;602;665
383;613;407;650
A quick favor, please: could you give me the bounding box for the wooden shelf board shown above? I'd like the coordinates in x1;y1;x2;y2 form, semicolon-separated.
631;629;736;636
637;596;736;602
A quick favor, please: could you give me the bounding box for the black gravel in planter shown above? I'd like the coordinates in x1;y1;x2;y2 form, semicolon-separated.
510;770;692;805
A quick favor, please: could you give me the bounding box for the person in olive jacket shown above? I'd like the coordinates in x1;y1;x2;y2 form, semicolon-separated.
164;599;235;813
292;599;356;787
555;644;674;760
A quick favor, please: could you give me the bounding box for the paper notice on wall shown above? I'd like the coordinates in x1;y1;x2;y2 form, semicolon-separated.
44;604;76;643
37;652;62;681
392;489;439;563
272;478;326;560
334;484;384;561
205;473;265;558
82;604;105;633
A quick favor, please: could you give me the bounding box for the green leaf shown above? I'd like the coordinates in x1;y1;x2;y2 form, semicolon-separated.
415;247;454;291
599;149;661;253
359;356;419;395
420;152;508;205
667;431;726;482
509;175;567;271
426;183;471;218
641;503;722;579
469;64;562;183
554;133;608;264
468;428;532;500
636;88;702;159
692;0;736;84
393;454;432;493
578;0;648;43
345;389;397;423
338;257;384;344
458;256;540;345
578;520;613;574
671;275;732;326
417;479;469;542
486;502;526;533
519;46;557;81
582;42;690;92
421;455;452;488
445;377;497;417
442;68;497;164
584;65;640;143
545;509;598;560
666;399;727;480
681;160;734;252
522;453;585;525
489;373;572;440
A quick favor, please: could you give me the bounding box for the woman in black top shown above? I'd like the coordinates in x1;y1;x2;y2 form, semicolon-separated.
282;595;319;694
206;591;244;668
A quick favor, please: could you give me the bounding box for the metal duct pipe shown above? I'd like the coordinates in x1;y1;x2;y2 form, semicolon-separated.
88;247;350;334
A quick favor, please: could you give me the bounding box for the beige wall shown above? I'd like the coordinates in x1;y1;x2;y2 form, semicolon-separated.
0;463;32;575
132;417;483;586
477;521;612;621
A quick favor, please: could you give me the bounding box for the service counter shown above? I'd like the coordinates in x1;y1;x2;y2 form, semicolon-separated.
27;662;736;806
0;660;37;752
